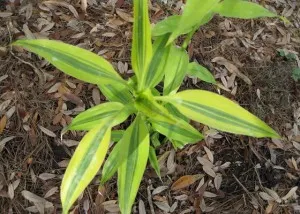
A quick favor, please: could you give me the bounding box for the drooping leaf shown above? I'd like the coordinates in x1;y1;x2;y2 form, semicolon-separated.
135;93;203;143
214;0;277;19
144;34;171;88
163;45;189;95
61;123;111;213
13;40;126;86
149;146;161;178
187;62;216;84
132;0;152;88
168;0;220;44
118;115;150;214
67;102;130;131
159;90;280;138
152;15;188;37
98;84;133;105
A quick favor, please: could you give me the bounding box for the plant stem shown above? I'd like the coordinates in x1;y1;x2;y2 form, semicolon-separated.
182;27;198;49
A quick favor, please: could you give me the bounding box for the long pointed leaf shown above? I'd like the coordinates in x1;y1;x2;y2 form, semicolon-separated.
118;115;150;214
144;34;171;88
159;90;280;138
68;102;130;131
163;46;189;95
13;40;126;86
132;0;152;88
98;84;133;105
187;62;216;84
168;0;220;44
149;146;161;178
214;0;276;19
61;123;111;213
135;94;203;143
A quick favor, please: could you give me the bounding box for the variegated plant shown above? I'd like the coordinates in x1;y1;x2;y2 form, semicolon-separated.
13;0;281;213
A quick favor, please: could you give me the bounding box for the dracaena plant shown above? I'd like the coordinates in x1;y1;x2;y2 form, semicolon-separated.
13;0;281;213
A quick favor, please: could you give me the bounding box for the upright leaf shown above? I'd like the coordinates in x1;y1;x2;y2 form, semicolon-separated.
149;146;161;178
118;115;150;214
98;84;133;105
187;62;216;84
214;0;277;19
144;34;171;88
67;102;130;131
135;93;203;143
159;90;280;138
132;0;152;89
168;0;220;43
13;40;126;86
163;46;189;95
61;123;111;213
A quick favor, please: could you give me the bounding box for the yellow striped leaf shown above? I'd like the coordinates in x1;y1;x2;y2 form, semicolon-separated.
135;93;203;143
132;0;152;89
67;102;131;131
168;0;220;44
13;40;126;86
144;34;171;88
61;122;111;213
214;0;277;19
159;90;280;138
163;45;189;95
118;115;150;214
98;84;133;104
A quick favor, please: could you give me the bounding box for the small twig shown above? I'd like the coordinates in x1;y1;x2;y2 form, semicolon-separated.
147;180;155;214
6;23;45;86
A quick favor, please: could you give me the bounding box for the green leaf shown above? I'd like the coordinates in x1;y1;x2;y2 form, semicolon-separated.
111;130;125;142
164;103;189;122
135;93;203;143
187;62;216;84
118;115;150;214
101;140;122;184
61;122;111;213
152;15;190;37
168;0;220;44
98;84;133;105
292;68;300;81
170;139;196;150
163;46;189;95
132;0;152;89
67;102;130;131
149;146;161;178
13;39;126;86
151;132;161;148
214;0;277;19
159;90;280;138
144;34;172;88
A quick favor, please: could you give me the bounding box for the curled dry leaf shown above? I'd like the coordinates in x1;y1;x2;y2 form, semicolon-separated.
265;188;281;203
203;191;217;198
203;146;214;163
0;115;7;134
281;186;298;201
139;200;146;214
292;141;300;151
102;200;120;212
152;186;169;195
8;183;14;199
154;201;170;212
38;173;56;181
197;156;214;168
0;136;16;153
203;166;216;177
259;192;274;201
214;174;222;190
92;88;101;105
174;194;188;201
44;187;58;198
63;139;79;147
170;201;178;213
171;174;204;191
38;125;56;138
81;0;87;13
116;9;134;22
212;57;252;85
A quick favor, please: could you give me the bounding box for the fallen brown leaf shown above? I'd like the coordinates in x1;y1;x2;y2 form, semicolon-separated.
171;174;204;191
